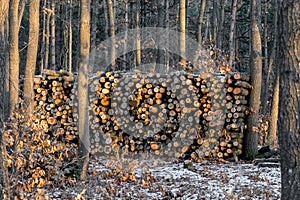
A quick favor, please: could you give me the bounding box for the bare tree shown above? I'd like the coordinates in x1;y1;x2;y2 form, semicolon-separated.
69;0;73;73
244;0;262;159
24;0;40;113
107;0;116;69
278;0;300;199
9;0;21;115
269;68;279;148
50;0;56;69
78;0;90;181
197;0;206;45
179;0;186;66
136;0;141;66
229;0;237;68
0;2;10;197
123;0;129;70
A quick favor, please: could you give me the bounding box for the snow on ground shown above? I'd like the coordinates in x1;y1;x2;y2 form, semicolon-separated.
46;158;281;200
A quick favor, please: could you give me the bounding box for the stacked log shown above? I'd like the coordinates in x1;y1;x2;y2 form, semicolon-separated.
87;71;251;160
34;70;251;160
33;69;77;142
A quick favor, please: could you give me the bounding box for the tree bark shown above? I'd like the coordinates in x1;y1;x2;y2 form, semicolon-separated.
229;0;237;68
69;0;73;73
123;0;129;70
24;0;40;114
244;0;262;159
0;5;10;195
40;0;47;73
278;0;300;199
217;0;225;49
179;0;186;65
269;69;279;148
107;0;116;69
78;0;90;181
136;0;141;66
45;1;51;70
9;0;21;115
197;0;206;45
50;0;56;69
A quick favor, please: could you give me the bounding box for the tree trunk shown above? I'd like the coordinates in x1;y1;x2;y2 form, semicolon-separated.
123;0;129;70
78;0;90;181
45;1;51;70
0;3;10;195
40;0;47;73
212;0;218;46
229;0;237;68
164;0;170;70
69;0;73;73
218;0;224;49
179;0;186;65
9;0;21;115
244;0;262;159
107;0;116;69
24;0;40;114
204;0;210;43
102;0;109;66
156;0;165;69
50;0;56;69
0;0;10;118
197;0;206;45
278;0;300;199
136;0;141;66
269;70;279;148
262;0;277;116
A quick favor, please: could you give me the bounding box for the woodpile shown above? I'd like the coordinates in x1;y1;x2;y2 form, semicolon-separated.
34;70;251;160
33;69;77;142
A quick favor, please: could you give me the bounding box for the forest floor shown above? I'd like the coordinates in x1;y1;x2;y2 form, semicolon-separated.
44;158;281;200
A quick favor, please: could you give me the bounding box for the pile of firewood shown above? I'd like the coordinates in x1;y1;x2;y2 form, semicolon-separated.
87;71;251;159
34;70;251;160
33;69;77;142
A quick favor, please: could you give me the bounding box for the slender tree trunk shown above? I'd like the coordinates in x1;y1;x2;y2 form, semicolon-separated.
40;0;47;73
197;0;206;44
50;0;56;69
69;0;73;73
91;0;98;50
156;0;165;71
212;0;218;45
107;0;116;69
45;2;51;70
123;0;128;70
0;2;10;197
204;0;210;43
229;0;237;68
278;0;300;199
18;0;25;29
165;0;170;70
24;0;40;114
113;0;116;21
179;0;186;66
0;0;9;118
78;0;90;181
244;0;262;159
269;70;279;148
103;0;109;66
9;0;21;115
262;0;277;116
218;0;224;49
136;0;141;66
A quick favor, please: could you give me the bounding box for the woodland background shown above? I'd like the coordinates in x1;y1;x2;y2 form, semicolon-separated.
0;0;299;199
